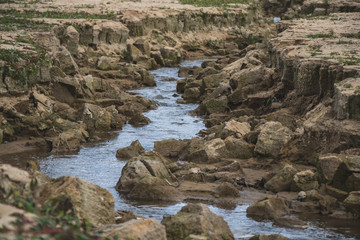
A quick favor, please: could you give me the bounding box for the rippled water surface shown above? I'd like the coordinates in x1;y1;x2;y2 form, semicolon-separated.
38;60;358;240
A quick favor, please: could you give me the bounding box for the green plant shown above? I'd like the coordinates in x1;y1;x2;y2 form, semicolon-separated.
307;33;334;39
179;0;248;7
344;83;352;88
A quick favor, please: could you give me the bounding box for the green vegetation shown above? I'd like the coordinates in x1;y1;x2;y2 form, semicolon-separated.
344;83;352;88
307;33;334;39
315;156;327;184
341;33;360;39
336;39;353;44
179;0;248;7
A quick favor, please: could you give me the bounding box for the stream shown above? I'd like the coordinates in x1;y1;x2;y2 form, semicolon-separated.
26;59;359;239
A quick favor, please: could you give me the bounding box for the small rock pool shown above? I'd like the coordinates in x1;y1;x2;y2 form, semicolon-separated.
38;59;358;240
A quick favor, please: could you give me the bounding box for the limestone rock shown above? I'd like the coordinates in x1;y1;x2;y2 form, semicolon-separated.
64;25;80;56
128;112;151;127
183;87;201;103
264;164;298;193
220;120;251;139
97;219;166;240
134;38;151;57
249;234;292;240
115;152;182;201
254;121;293;157
318;154;343;183
38;176;115;227
332;155;360;192
116;140;145;159
246;197;290;221
215;182;240;198
343;191;360;216
334;77;360;120
0;164;31;201
161;203;234;240
53;46;79;76
160;46;180;67
224;136;254;159
50;128;88;153
186;138;228;163
202;72;229;89
97;56;119;70
291;170;319;192
154;139;190;158
82;103;112;132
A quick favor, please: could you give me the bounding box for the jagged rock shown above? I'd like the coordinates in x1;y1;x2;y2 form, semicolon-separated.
97;219;167;240
186;138;228;163
38;176;115;227
246;197;290;221
134;38;151;57
318;154;343;183
202;72;229;89
50;128;88;153
82;103;112;131
115;152;182;201
128;112;150;127
264;164;298;193
334;77;360;120
183;87;201;103
64;25;80;56
332;155;360;192
87;20;129;46
97;56;119;70
291;170;319;192
266;110;297;131
151;51;165;66
343;191;360;216
220;120;251;139
215;182;240;198
116;140;145;159
154;139;190;158
53;46;79;75
224;136;254;159
0;164;31;201
254;121;293;157
249;234;292;240
161;203;234;240
160;46;180;67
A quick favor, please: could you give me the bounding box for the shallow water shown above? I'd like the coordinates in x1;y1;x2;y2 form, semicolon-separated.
30;59;359;239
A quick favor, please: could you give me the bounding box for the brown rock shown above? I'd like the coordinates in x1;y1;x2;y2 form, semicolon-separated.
264;164;298;193
291;170;319;192
128;112;151;127
220;120;251;139
215;182;240;198
249;234;292;240
154;139;190;158
343;191;360;216
246;197;290;221
318;154;343;183
116;140;145;159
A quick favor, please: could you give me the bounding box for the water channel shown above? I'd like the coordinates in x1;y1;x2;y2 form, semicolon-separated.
13;59;360;239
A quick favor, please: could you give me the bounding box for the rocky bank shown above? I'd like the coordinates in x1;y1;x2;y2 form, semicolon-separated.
0;0;360;239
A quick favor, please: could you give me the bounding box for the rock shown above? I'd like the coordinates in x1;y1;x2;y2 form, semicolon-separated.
128;112;151;127
53;46;79;75
154;139;190;158
325;185;348;201
249;234;292;240
0;129;3;144
246;197;290;221
64;25;80;56
318;154;343;183
115;152;182;201
160;46;180;67
334;77;360;120
38;176;115;227
0;164;31;201
332;155;360;192
186;138;228;163
97;56;119;70
116;140;145;159
199;95;229;115
115;210;137;224
343;191;360;216
215;182;240;198
202;72;229;89
220;120;251;139
224;136;254;159
291;170;319;192
150;51;165;66
161;203;234;240
254;121;293;157
264;164;298;193
50;128;88;153
183;87;201;103
127;44;144;62
82;103;112;132
134;38;151;57
97;219;166;240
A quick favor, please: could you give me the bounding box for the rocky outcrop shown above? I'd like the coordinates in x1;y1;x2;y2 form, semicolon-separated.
116;140;145;159
161;203;234;240
0;164;31;201
246;197;290;221
38;176;115;227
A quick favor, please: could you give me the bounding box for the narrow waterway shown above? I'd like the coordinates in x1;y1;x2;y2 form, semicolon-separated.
38;60;357;240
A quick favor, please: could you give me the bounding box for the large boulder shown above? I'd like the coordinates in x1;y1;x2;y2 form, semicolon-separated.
332;155;360;192
63;25;80;56
246;197;290;221
154;139;190;158
343;191;360;216
220;120;251;139
185;138;228;163
116;140;145;159
82;103;112;132
334;77;360;120
224;136;254;159
264;164;298;193
97;219;166;240
38;176;115;227
115;152;182;201
53;46;79;76
318;154;343;183
128;112;151;127
291;170;319;192
254;121;293;157
0;164;31;201
160;46;180;67
161;203;234;240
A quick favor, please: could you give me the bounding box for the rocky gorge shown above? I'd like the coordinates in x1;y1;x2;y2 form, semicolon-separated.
0;0;360;239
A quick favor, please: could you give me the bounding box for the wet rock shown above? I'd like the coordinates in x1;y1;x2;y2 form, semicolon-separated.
0;164;31;201
38;176;115;227
160;46;180;67
343;191;360;216
246;197;290;221
291;170;319;192
97;56;119;70
128;112;151;127
154;139;190;158
51;128;88;153
318;154;343;183
97;219;166;240
53;46;79;76
116;152;182;201
161;203;234;240
264;164;298;193
215;182;240;198
224;136;254;159
254;121;293;157
220;120;251;139
183;87;201;103
249;234;292;240
116;140;145;159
